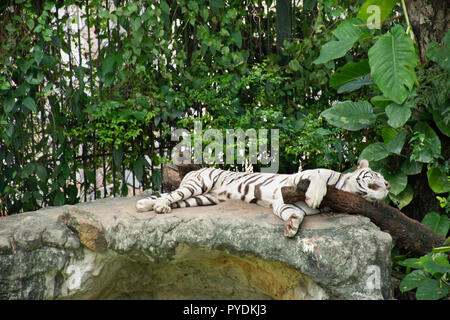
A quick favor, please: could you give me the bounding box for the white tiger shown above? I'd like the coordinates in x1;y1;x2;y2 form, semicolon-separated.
136;159;390;237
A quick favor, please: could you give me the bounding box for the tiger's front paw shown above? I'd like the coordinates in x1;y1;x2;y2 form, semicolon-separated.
284;214;303;238
305;182;326;209
154;198;171;214
136;198;155;212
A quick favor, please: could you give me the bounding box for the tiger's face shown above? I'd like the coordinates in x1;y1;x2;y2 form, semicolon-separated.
342;159;390;202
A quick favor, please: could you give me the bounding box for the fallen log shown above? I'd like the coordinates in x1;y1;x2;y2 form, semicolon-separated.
162;163;203;192
281;180;447;257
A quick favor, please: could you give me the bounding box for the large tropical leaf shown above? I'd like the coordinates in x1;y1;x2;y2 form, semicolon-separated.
427;166;450;194
384;170;408;195
416;279;449;300
330;59;371;91
359;142;390;162
389;184;414;210
385;102;414;128
400;270;429;292
412;122;441;163
432;103;450;137
422;211;450;237
321;100;376;131
313;18;370;64
384;129;407;155
368;25;418;104
426;30;450;72
337;74;374;93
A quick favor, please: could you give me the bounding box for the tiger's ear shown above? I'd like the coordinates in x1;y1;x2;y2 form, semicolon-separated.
357;159;369;169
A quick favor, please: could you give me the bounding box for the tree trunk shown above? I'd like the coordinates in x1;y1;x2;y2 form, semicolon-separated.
402;170;444;222
406;0;449;63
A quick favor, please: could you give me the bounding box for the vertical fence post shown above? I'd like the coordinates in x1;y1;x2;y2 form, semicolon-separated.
276;0;292;65
85;0;97;200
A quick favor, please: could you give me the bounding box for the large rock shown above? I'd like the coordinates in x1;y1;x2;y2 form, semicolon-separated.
0;196;393;300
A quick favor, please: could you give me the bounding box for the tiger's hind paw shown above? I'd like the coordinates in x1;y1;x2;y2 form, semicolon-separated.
284;214;303;238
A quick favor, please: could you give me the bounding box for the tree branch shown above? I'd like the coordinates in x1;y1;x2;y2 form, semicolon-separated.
281;180;447;257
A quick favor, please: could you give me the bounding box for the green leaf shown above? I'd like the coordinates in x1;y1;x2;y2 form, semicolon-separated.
337;74;374;93
22;163;35;178
423;213;450;237
133;157;145;182
101;53;116;78
316;128;333;136
385;102;413;128
413;122;441;162
384;129;406;155
359;142;390;162
33;46;44;65
22;97;37;112
330;60;370;89
25;71;44;85
385;171;408;195
423;260;450;276
397;258;422;270
432;107;450;137
314;40;354;65
400;270;429;292
160;0;170;14
426;42;450;71
231;30;242;49
371;95;392;108
426;30;450;71
151;168;162;190
209;0;224;11
389;184;413;209
288;59;301;71
368;25;418;104
321;100;376;131
422;211;450;237
357;0;396;23
401;159;423;176
54;191;65;206
432;246;450;254
132;111;146;121
113;145;123;167
427;166;450;194
381;127;398;143
416;279;449;300
36;165;48;181
200;8;209;21
4;124;14;138
4;97;16;113
313;18;369;64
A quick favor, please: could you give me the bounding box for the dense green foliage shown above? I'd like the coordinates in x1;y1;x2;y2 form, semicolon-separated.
1;0;366;214
0;0;449;300
312;0;450;299
314;1;449;210
395;211;450;300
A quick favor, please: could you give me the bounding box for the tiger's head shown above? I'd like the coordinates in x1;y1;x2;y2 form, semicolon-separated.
338;159;390;202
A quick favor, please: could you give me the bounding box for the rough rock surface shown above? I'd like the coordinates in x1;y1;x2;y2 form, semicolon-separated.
0;196;393;300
